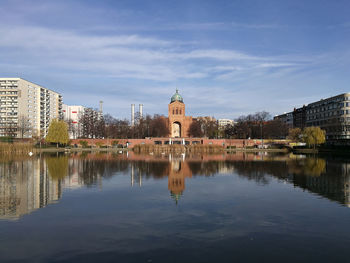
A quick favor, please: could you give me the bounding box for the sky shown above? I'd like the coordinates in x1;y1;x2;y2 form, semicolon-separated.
1;0;350;120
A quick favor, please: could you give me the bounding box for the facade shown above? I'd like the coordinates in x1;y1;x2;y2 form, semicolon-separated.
273;112;293;128
218;119;235;128
306;93;350;140
276;93;350;140
167;90;193;137
293;106;307;129
0;78;62;138
62;104;86;139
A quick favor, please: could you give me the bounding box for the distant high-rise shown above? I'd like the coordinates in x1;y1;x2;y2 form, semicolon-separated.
0;78;62;138
99;101;103;114
131;104;135;126
139;104;143;119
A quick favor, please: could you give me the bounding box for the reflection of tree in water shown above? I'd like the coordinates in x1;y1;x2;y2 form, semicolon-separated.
48;152;350;207
287;158;326;177
228;161;280;185
187;161;220;177
77;159;129;186
132;161;169;179
46;156;68;179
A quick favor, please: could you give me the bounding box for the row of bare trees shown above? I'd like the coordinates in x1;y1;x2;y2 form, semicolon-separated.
103;114;169;139
223;111;289;139
188;111;288;139
3;110;288;140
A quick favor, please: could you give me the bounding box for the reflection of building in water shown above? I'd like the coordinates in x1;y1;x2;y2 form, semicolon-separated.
218;162;235;175
0;158;61;220
305;162;350;207
168;159;192;204
63;159;84;189
63;173;82;189
130;163;142;187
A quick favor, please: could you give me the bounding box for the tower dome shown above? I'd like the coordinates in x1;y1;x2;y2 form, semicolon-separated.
171;89;183;103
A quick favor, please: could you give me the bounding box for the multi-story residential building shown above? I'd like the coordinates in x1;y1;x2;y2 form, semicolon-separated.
306;93;350;140
62;104;86;139
273;112;293;128
0;78;62;138
276;93;350;141
218;119;235;128
293;106;307;130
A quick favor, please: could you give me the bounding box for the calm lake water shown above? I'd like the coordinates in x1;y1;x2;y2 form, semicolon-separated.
1;151;350;262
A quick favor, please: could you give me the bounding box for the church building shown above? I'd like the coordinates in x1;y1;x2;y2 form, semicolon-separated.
167;89;194;138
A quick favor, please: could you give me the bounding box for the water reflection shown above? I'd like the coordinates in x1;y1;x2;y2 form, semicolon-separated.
1;152;350;220
0;158;61;220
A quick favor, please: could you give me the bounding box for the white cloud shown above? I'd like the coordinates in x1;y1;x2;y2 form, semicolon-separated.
0;24;308;83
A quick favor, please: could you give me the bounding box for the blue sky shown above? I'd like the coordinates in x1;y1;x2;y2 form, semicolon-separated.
1;0;350;119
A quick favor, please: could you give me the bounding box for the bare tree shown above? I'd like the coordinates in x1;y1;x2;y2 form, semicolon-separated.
149;115;168;137
188;120;203;137
79;108;105;138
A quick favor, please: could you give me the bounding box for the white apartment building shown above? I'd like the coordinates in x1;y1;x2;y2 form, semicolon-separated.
0;78;62;138
218;118;235;128
62;104;86;139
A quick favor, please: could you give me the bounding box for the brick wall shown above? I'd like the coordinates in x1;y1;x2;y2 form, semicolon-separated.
70;138;265;148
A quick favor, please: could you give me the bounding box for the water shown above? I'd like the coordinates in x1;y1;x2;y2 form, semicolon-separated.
0;152;350;262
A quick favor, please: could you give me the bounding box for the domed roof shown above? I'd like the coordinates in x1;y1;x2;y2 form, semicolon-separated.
171;89;183;103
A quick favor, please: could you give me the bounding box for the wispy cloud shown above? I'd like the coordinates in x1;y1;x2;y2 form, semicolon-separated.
0;24;307;83
1;0;349;119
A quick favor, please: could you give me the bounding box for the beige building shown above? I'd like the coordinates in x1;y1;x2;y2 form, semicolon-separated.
218;118;235;128
0;78;62;138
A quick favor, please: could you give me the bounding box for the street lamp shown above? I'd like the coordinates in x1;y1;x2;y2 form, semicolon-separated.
260;122;264;148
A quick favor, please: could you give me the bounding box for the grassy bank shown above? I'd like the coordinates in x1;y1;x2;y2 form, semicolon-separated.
0;142;34;156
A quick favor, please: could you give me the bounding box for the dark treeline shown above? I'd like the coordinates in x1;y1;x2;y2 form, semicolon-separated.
104;114;169;139
223;111;289;139
78;113;169;139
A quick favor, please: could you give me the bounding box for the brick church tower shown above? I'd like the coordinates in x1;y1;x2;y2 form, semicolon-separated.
168;89;193;137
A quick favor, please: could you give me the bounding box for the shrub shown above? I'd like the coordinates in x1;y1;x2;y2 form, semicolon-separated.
79;140;88;148
245;146;255;149
95;142;103;148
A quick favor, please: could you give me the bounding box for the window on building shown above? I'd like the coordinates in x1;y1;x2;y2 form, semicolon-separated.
176;109;178;114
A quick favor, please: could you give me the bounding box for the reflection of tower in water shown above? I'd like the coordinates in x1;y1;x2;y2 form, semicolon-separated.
168;158;192;204
130;163;142;187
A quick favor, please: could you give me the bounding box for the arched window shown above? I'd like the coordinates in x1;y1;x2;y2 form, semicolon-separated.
180;109;182;115
176;109;178;114
173;109;175;115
